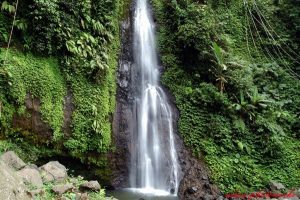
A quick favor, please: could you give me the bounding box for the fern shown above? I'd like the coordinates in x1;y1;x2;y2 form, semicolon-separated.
1;1;16;14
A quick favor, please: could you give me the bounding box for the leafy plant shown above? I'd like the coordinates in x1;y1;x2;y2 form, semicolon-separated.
1;1;16;14
211;42;228;93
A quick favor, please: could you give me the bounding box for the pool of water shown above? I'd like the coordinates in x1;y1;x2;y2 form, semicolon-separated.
106;188;179;200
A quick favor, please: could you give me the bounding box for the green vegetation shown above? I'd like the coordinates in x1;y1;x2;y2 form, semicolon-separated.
0;49;66;141
0;0;299;195
152;0;300;193
34;176;107;200
0;0;125;170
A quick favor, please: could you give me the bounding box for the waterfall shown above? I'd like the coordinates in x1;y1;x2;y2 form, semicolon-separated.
129;0;180;195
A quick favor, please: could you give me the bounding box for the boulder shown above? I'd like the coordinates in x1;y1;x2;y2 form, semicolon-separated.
106;198;118;200
27;188;45;198
0;161;30;200
39;161;67;183
79;181;101;191
201;175;208;180
296;189;300;198
52;183;74;195
269;181;285;191
204;194;214;200
76;193;82;200
17;168;43;188
217;196;224;200
25;164;39;170
187;186;198;194
75;193;89;200
80;193;88;200
0;151;26;170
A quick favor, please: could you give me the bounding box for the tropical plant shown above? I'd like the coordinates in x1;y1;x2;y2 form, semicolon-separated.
230;87;271;120
211;42;228;93
1;1;16;14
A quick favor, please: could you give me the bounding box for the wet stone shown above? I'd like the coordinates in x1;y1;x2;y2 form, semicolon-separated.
187;186;198;194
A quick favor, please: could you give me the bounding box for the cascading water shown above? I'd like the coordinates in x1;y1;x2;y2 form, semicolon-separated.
129;0;180;195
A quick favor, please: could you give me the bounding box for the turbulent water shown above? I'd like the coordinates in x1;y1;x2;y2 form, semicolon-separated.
129;0;180;195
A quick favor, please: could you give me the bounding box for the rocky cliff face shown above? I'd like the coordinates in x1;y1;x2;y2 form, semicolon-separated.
111;5;135;188
111;2;221;199
12;94;53;142
12;90;74;143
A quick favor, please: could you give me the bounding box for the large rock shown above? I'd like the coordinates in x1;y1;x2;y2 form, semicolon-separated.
0;151;26;170
106;198;118;200
39;161;68;183
17;168;43;188
27;189;44;198
296;189;300;198
79;181;101;191
0;161;30;200
269;181;285;191
52;184;73;195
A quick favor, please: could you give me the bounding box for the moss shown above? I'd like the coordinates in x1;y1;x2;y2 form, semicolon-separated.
152;0;300;193
0;139;60;163
0;0;125;166
64;0;121;158
0;48;66;141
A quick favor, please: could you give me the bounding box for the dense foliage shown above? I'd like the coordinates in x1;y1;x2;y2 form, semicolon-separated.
152;0;300;193
0;0;299;195
0;0;125;168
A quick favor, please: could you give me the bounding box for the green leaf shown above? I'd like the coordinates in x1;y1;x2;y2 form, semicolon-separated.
237;141;244;151
1;1;8;10
212;42;223;65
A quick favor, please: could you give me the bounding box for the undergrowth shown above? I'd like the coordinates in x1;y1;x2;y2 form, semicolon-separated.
152;0;300;193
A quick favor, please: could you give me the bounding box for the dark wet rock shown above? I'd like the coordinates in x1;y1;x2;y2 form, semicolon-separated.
13;91;74;142
187;187;198;194
0;151;26;170
63;88;74;136
17;168;43;188
79;181;101;191
170;188;175;194
119;79;129;88
178;149;220;200
110;12;134;189
52;183;73;195
12;94;52;141
269;181;285;191
39;161;68;183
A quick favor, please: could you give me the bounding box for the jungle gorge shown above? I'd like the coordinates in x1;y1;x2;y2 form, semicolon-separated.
0;0;299;199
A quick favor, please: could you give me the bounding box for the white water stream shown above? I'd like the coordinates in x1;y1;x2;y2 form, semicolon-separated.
129;0;180;195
